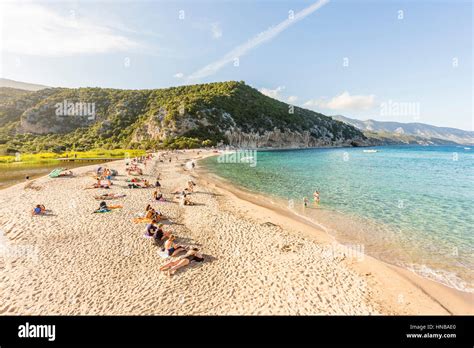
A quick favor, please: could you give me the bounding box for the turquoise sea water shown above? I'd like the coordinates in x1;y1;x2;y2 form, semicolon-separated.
201;145;474;292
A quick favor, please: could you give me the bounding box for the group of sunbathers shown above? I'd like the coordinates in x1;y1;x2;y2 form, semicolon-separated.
86;167;117;189
169;181;197;206
33;151;205;276
142;220;204;276
128;179;152;189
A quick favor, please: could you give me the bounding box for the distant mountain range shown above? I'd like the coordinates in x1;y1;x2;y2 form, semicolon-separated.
332;115;474;145
0;78;50;91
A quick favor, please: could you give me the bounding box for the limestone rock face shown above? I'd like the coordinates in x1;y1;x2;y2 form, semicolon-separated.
224;127;367;148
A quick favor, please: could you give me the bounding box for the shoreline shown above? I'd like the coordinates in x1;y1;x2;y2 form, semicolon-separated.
0;150;472;315
0;159;124;190
195;157;473;315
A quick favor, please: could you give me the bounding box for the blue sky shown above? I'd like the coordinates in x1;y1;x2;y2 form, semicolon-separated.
1;0;472;130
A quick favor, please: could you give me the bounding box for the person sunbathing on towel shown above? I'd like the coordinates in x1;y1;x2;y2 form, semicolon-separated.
94;193;125;200
93;201;122;213
58;170;73;177
128;182;142;189
159;248;204;276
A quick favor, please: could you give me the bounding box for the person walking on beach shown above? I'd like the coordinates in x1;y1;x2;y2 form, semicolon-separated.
313;191;320;207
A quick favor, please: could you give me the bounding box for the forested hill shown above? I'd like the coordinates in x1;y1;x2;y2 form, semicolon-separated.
0;81;368;154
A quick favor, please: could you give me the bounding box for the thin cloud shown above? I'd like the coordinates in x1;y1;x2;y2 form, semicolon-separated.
260;86;285;99
211;23;223;39
174;72;185;78
188;0;330;80
1;2;144;57
287;95;299;103
260;86;300;104
305;92;376;111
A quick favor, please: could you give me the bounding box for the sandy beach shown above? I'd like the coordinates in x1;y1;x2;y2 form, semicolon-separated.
0;150;472;315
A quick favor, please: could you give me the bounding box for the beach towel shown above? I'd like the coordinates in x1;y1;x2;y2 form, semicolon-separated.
132;217;153;224
49;168;65;178
158;250;169;258
93;208;111;213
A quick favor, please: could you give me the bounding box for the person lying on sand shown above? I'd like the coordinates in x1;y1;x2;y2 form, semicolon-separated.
58;170;73;177
126;178;143;183
163;235;187;257
86;178;112;189
32;204;48;216
128;182;143;189
94;193;126;200
159;248;204;276
93;201;122;213
127;167;143;176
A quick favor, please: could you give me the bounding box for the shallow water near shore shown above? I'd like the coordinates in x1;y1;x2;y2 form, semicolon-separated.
201;145;474;293
0;160;110;190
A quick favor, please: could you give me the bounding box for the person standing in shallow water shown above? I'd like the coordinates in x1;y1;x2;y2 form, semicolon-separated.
303;197;309;208
313;191;320;207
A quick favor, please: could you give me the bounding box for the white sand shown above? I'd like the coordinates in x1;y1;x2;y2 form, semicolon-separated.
0;150;472;315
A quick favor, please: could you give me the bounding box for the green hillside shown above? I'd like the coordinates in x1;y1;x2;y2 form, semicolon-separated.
0;81;367;154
